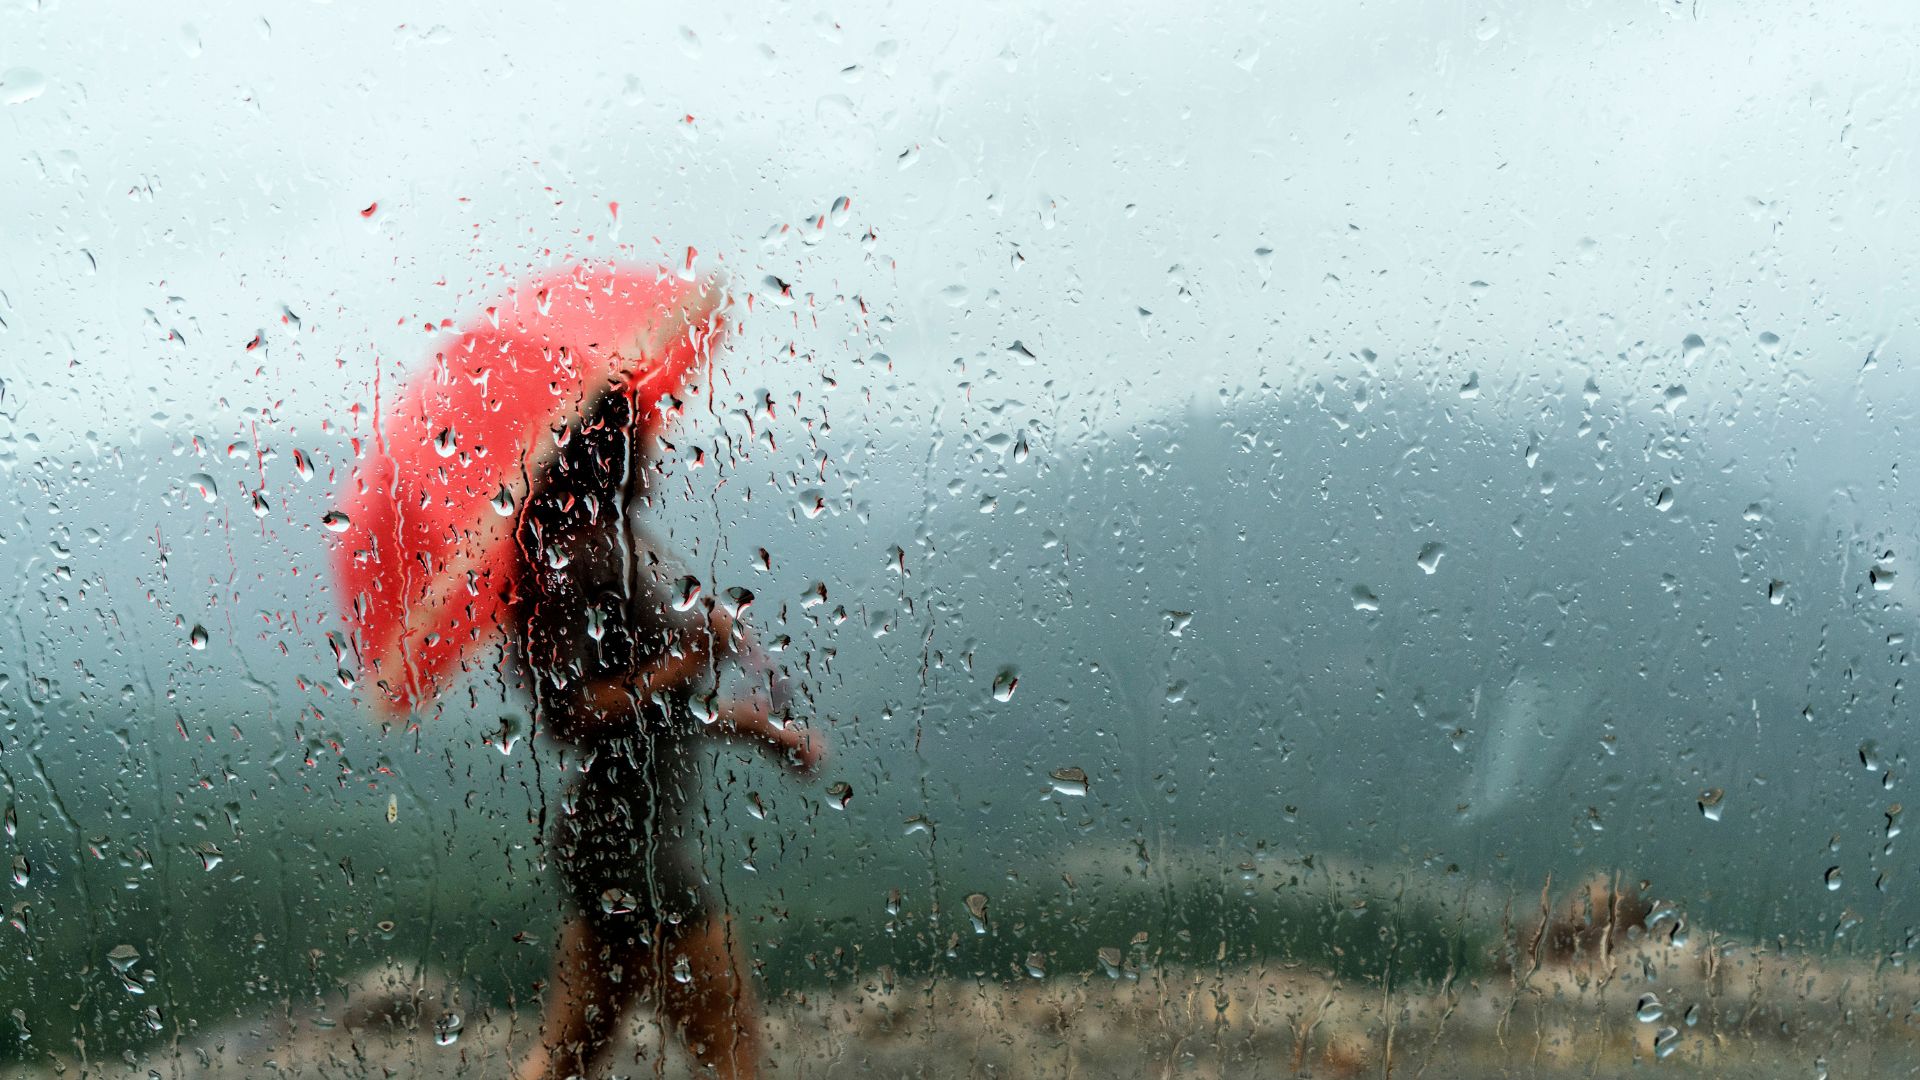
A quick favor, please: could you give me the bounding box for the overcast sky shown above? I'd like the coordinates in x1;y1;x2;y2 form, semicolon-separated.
3;0;1915;462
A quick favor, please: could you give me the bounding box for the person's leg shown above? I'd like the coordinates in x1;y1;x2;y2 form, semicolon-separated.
515;914;644;1080
653;914;762;1079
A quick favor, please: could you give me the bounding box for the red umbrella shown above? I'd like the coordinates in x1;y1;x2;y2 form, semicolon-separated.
332;262;729;717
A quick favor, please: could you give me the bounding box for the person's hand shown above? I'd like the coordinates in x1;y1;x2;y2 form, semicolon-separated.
707;698;826;777
775;722;827;778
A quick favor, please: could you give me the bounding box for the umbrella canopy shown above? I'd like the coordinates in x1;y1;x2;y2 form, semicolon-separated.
332;262;729;717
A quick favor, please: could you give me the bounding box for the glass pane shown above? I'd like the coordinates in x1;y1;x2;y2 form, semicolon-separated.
4;2;1916;1076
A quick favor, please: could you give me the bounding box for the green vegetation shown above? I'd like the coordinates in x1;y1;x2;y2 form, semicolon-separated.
0;752;1496;1068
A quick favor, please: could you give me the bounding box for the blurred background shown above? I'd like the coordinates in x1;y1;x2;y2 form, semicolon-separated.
2;0;1918;1075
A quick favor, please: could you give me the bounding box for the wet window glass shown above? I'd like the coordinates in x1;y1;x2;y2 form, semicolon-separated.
4;3;1917;1076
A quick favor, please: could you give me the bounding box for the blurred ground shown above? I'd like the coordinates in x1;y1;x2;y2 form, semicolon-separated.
43;928;1920;1079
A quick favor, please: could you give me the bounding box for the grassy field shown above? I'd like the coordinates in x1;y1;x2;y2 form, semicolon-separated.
0;819;1490;1068
27;933;1920;1079
3;711;1904;1076
14;802;1910;1079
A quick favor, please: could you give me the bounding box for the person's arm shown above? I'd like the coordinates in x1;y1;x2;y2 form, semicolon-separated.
551;607;741;735
690;613;818;771
705;698;826;775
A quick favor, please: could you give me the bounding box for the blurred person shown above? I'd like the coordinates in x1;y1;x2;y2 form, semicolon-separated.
509;387;824;1080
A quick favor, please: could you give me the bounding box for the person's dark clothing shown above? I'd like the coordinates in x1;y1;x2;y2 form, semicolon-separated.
509;390;711;930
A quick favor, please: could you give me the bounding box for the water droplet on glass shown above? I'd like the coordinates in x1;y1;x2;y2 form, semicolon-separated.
1768;579;1786;605
1351;585;1380;612
826;781;853;809
433;427;458;457
433;1011;462;1047
188;473;218;502
1415;542;1446;574
1024;952;1047;978
964;892;990;934
600;888;636;915
1653;487;1676;513
10;854;28;887
107;944;141;974
489;486;517;517
1861;741;1884;772
672;956;693;983
1;67;48;106
761;274;795;307
321;510;351;532
1654;1026;1680;1059
1048;767;1089;798
1698;788;1724;822
188;625;209;650
1636;993;1664;1023
250;490;270;517
1825;866;1844;892
673;576;702;612
829;195;851;226
991;671;1019;702
292;449;314;481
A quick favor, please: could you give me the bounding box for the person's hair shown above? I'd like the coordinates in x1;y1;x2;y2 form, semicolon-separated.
542;387;654;512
